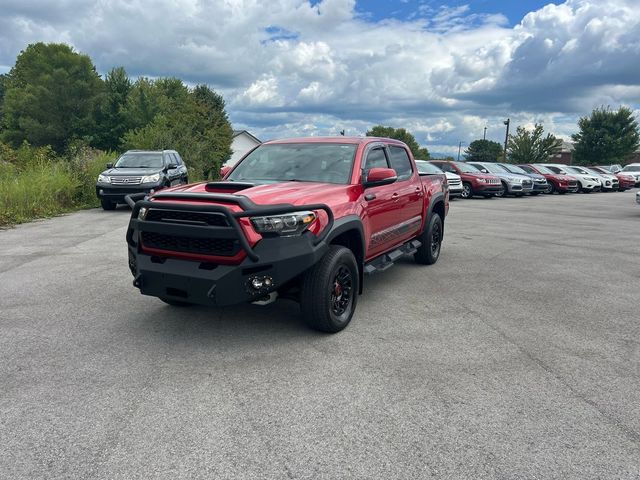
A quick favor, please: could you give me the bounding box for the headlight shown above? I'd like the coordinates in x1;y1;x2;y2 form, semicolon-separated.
250;211;316;236
141;173;161;183
98;174;111;183
476;178;487;183
509;177;523;183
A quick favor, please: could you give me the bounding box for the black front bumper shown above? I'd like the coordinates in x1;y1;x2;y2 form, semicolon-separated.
126;191;333;307
96;184;161;203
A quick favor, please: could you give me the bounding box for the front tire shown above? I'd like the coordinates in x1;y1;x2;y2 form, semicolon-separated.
414;213;443;265
301;246;359;333
494;183;506;197
461;182;472;199
100;198;116;210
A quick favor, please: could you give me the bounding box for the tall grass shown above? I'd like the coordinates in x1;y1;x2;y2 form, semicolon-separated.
0;143;117;226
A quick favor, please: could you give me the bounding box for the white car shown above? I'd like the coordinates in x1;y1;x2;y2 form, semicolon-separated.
538;164;602;193
572;166;619;191
620;163;640;186
415;160;463;197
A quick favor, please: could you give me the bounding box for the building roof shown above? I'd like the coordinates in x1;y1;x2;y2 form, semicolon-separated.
232;130;262;143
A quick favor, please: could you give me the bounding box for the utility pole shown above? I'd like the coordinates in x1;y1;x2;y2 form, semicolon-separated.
502;119;510;162
483;126;487;140
457;141;463;161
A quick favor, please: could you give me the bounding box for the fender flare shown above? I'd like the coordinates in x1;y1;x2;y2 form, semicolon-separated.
326;215;366;294
426;192;446;237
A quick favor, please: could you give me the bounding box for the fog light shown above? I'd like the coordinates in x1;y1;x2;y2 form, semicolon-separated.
264;276;273;287
138;207;148;220
251;277;264;290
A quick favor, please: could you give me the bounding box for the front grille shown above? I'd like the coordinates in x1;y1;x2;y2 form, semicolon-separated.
486;178;500;185
146;209;228;226
141;231;239;257
523;180;533;188
568;180;578;187
111;176;142;185
448;179;461;186
103;187;146;195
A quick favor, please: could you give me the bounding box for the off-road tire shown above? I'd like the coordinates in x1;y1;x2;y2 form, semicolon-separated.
414;213;443;265
301;246;359;333
101;198;116;210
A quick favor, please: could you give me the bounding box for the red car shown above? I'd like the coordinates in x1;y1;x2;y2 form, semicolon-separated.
125;137;448;333
590;166;635;191
517;164;579;194
429;160;502;198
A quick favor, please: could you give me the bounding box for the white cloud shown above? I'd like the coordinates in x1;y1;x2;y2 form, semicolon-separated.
0;0;638;153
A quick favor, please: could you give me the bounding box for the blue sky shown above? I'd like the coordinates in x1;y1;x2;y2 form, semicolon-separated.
354;0;550;25
1;0;639;157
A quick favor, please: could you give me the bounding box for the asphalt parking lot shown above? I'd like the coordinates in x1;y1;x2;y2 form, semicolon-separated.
1;191;639;479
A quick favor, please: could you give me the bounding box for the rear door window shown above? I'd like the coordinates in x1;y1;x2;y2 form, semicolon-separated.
388;146;413;180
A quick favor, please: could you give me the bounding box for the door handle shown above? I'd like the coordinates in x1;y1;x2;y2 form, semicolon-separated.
391;193;400;201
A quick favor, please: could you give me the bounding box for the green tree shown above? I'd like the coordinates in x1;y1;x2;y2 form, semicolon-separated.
93;67;132;151
0;73;8;123
507;124;562;164
366;125;430;159
572;106;640;165
123;81;232;179
464;139;503;162
1;42;103;152
122;77;164;131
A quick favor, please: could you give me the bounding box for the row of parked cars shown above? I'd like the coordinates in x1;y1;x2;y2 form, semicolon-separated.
415;160;640;199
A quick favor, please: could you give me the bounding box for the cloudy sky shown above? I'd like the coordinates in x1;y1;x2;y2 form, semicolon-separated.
1;0;639;156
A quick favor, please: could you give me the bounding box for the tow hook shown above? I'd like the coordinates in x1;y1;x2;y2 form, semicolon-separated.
252;292;278;306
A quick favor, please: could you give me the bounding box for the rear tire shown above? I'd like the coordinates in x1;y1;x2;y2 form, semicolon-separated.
100;198;116;210
301;246;359;333
414;213;443;265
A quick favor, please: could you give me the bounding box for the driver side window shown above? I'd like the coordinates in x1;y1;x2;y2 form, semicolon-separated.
364;147;389;171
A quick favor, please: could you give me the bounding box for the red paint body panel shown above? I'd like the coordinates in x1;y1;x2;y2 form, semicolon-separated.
141;137;448;264
519;164;577;191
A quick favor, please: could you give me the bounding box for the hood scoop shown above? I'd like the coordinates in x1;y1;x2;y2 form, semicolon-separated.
205;181;255;193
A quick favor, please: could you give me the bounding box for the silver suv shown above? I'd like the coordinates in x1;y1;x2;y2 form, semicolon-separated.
467;162;534;197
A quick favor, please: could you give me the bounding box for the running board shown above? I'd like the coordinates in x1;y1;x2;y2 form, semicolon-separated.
364;240;422;275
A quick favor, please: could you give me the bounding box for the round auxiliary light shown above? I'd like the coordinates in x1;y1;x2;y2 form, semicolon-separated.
251;277;264;290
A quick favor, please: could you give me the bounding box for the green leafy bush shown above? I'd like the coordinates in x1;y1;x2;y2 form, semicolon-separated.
0;142;116;226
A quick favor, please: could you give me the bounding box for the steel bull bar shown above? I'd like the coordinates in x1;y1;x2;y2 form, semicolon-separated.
125;191;334;263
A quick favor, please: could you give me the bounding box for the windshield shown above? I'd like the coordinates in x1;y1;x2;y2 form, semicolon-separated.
227;143;357;184
535;165;554;174
455;162;481;173
501;164;528;174
416;161;443;174
622;165;640;172
567;166;589;175
115;152;164;168
476;163;508;174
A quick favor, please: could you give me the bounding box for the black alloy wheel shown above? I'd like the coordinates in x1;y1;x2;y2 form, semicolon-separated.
301;246;359;333
415;213;443;265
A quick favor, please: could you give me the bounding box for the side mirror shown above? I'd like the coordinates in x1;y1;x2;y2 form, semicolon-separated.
220;165;231;178
166;163;178;170
364;167;397;188
106;163;114;169
481;169;488;173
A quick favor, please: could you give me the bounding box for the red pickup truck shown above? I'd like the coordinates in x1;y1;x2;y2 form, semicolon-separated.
126;137;448;332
